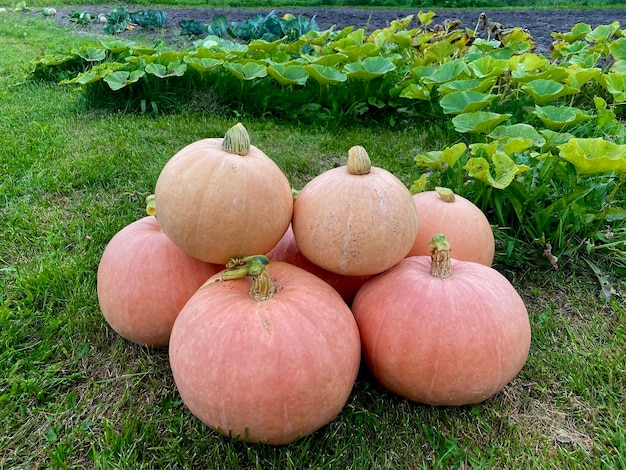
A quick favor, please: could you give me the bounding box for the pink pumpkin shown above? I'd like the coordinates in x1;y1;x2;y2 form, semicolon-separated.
352;234;530;406
409;187;495;266
169;257;361;444
97;216;221;348
266;224;372;303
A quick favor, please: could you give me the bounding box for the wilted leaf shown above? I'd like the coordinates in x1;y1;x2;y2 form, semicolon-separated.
414;142;467;171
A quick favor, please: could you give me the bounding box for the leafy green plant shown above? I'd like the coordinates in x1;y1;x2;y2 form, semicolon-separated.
68;10;97;25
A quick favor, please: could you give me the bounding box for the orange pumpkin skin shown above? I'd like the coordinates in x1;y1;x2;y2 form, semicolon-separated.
154;128;293;264
169;261;361;445
352;255;531;406
408;189;495;266
97;216;221;348
266;224;372;303
292;146;418;276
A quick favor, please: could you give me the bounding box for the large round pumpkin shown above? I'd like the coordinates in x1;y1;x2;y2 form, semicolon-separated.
292;145;418;276
97;216;221;348
352;234;531;406
266;224;372;304
169;256;361;445
154;123;293;264
408;187;495;266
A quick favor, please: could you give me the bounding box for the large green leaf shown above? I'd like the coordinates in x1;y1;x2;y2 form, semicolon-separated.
558;138;626;176
266;63;308;86
566;67;602;89
586;22;621;44
334;43;380;61
303;64;347;86
551;22;592;43
452;111;511;134
223;61;268;81
398;82;432;100
520;79;580;103
145;61;187;78
422;59;469;85
467;56;509;78
489;123;547;148
601;72;626;102
437;77;497;95
609;37;626;60
533;105;595;130
183;57;224;74
103;69;145;91
343;56;396;81
439;90;495;115
73;46;106;62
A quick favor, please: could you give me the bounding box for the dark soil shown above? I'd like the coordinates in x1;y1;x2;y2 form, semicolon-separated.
50;6;626;54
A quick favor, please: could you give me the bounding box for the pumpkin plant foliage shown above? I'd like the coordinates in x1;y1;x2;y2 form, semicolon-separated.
30;11;626;267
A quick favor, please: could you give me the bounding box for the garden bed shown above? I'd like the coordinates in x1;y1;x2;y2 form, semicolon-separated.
49;6;626;53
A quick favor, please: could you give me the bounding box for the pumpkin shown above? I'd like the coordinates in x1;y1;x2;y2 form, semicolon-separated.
169;256;362;445
97;216;221;348
266;224;372;303
292;145;418;276
153;123;293;264
408;187;495;266
352;234;530;406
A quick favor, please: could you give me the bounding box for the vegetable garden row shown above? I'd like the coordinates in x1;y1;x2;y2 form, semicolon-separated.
32;11;626;267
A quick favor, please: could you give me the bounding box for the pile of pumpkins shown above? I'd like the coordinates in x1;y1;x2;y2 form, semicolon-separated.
97;123;531;445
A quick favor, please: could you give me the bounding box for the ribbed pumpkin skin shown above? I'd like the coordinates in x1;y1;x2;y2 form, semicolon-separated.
352;256;531;406
97;216;220;348
408;191;495;266
169;261;362;445
154;138;293;264
292;166;418;276
266;224;372;303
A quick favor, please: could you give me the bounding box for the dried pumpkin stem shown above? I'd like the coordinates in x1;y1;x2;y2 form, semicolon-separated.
222;122;250;156
215;255;277;301
429;234;452;279
347;145;372;175
435;187;456;203
249;268;277;301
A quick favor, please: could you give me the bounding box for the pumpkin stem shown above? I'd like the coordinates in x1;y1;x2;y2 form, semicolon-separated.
429;234;452;278
222;122;250;156
145;194;157;217
435;187;456;203
249;268;276;301
215;255;277;301
347;145;372;175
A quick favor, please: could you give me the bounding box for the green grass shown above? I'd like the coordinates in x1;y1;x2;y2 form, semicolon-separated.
1;10;625;470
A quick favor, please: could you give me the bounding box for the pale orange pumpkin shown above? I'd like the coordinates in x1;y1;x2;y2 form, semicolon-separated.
266;224;372;303
352;234;531;406
97;216;221;348
154;123;293;264
169;256;361;444
408;187;495;266
292;145;418;276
